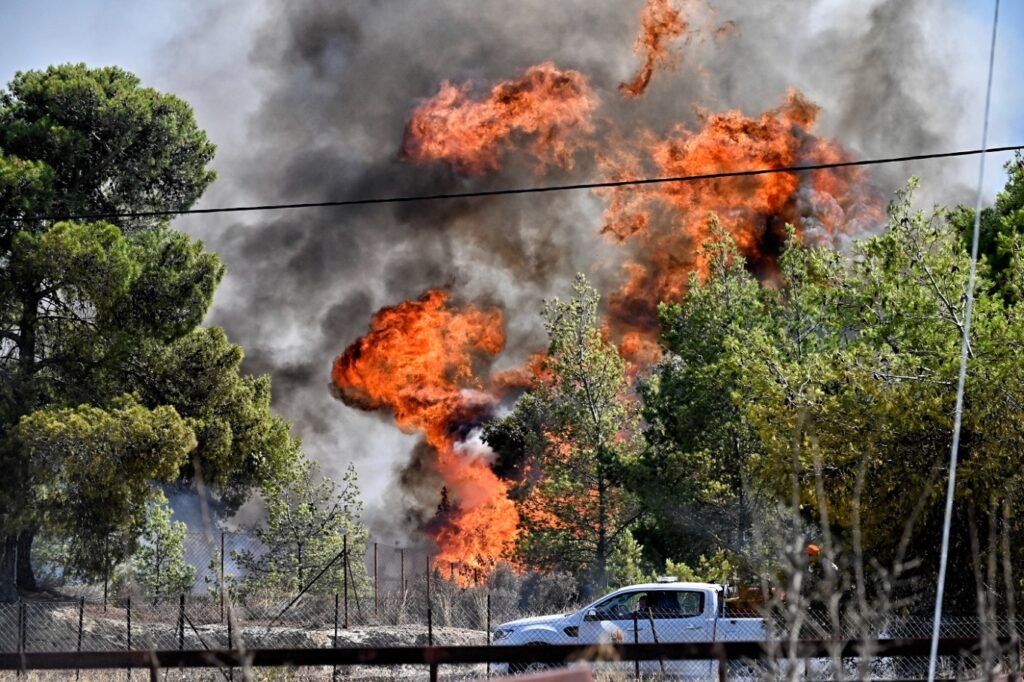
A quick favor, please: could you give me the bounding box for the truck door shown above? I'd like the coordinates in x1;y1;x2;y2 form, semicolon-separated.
577;590;649;646
638;589;714;678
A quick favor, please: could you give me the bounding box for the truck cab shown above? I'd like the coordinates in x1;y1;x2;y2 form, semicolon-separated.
492;579;765;676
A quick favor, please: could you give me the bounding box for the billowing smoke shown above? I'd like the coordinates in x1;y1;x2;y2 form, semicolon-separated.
161;0;1003;548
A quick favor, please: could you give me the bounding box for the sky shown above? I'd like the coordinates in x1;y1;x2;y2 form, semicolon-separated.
2;0;1022;539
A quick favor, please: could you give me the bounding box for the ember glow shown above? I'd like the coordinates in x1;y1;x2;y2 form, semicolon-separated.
330;291;519;577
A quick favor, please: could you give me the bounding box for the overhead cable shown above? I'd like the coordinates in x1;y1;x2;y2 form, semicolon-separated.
3;144;1022;224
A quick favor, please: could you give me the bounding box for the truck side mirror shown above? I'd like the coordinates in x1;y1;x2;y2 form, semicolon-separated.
584;608;599;622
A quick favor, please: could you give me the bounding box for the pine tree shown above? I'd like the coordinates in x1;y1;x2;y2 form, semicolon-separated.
126;491;197;597
235;459;369;597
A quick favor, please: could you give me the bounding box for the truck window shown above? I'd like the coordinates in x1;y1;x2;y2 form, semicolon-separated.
593;591;644;619
646;590;704;619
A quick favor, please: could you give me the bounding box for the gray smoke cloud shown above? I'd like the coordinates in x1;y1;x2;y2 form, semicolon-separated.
162;0;1005;542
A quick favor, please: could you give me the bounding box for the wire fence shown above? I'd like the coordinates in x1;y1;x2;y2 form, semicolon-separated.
6;533;1021;679
1;590;1020;679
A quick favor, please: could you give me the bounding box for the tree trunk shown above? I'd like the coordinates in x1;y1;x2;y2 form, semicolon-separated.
16;530;37;592
0;535;18;603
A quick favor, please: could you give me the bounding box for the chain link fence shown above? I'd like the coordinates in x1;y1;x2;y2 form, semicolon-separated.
4;534;1020;680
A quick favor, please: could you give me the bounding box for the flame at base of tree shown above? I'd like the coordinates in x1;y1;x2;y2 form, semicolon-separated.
330;290;518;580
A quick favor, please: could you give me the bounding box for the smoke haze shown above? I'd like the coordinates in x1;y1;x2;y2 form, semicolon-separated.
159;0;1012;542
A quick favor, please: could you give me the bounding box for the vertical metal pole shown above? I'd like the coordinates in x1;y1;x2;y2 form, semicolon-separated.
633;611;640;681
178;594;185;650
427;555;433;678
450;561;455;582
219;531;225;623
343;535;349;629
15;602;22;679
486;593;491;679
127;597;132;681
154;536;160;602
426;556;431;606
227;608;234;682
332;593;339;682
76;597;84;681
373;542;379;619
103;536;109;612
400;548;405;592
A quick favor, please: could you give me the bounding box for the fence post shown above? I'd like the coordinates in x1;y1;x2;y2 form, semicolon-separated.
103;536;109;612
426;555;431;608
127;596;132;681
227;608;234;681
633;611;640;681
332;593;339;682
400;548;405;592
219;531;225;623
373;542;379;619
486;592;491;679
76;596;85;680
342;535;349;629
178;594;185;650
428;605;436;682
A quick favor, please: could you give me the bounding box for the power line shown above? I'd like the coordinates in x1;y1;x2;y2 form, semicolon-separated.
927;1;1000;681
4;144;1022;224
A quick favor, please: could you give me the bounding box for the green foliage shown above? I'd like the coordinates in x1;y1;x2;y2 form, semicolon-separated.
126;491;197;596
234;460;369;597
641;174;1024;612
16;396;194;578
607;529;647;588
486;274;641;592
637;218;765;567
950;153;1024;299
0;64;297;601
0;63;215;231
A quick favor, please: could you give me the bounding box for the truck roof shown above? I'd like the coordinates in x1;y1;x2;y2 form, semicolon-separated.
607;581;722;593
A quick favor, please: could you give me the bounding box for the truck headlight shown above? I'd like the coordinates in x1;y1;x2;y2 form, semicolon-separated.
493;628;513;641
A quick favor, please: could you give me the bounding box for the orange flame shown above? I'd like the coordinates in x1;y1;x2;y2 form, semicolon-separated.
620;0;690;98
620;0;736;99
343;4;885;580
401;62;598;174
599;89;882;343
331;290;519;578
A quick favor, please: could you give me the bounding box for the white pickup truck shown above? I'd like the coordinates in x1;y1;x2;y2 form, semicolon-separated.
492;579;766;677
